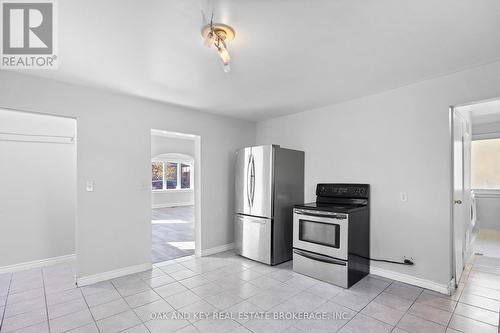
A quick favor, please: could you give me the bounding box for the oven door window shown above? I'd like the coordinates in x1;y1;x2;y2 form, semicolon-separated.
298;219;340;248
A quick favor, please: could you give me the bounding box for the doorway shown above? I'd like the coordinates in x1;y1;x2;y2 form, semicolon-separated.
451;99;500;287
465;99;500;258
0;108;77;271
150;129;201;263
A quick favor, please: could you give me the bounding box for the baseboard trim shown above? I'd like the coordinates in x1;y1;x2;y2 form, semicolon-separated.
76;262;152;287
370;266;450;294
0;254;76;274
201;243;235;256
152;202;194;209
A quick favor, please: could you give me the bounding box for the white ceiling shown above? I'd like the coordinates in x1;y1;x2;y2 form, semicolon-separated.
11;0;500;121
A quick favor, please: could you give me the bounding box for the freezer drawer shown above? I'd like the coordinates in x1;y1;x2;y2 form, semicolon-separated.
293;249;348;288
235;214;272;264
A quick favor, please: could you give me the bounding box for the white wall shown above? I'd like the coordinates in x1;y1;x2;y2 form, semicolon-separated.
256;61;500;287
0;109;76;267
0;71;255;280
475;193;500;231
151;135;194;157
151;135;195;208
152;190;194;209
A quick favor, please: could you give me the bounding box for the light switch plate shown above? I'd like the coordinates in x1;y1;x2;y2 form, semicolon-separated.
86;181;94;192
400;192;408;202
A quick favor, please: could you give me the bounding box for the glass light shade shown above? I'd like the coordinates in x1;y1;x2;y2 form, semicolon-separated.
217;47;231;65
204;32;215;48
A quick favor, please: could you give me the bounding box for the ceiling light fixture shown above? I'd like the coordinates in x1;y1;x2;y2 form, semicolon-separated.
201;14;235;73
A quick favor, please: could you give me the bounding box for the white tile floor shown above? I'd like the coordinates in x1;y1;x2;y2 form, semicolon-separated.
151;206;195;263
476;229;500;258
0;251;499;333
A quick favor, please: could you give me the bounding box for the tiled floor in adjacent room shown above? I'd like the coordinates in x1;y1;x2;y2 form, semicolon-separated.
476;229;500;258
0;251;499;333
151;206;194;263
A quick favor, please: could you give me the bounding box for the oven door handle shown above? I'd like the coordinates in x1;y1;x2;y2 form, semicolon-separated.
293;249;347;266
294;209;347;219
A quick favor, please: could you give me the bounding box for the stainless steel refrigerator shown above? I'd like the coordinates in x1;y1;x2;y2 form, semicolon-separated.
235;144;304;265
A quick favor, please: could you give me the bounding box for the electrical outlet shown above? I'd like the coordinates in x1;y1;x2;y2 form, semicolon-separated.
400;192;408;202
403;256;415;264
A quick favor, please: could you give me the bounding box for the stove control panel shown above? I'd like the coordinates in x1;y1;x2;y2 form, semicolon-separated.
316;184;370;198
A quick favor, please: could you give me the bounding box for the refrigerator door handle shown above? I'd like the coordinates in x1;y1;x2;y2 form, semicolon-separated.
236;215;266;224
246;155;253;208
250;156;256;206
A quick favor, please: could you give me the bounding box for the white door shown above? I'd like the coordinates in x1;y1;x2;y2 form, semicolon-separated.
453;112;466;285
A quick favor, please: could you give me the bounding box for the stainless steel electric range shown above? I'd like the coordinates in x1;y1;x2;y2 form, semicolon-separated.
292;183;370;288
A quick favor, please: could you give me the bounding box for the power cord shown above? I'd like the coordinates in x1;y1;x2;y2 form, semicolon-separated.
350;253;414;265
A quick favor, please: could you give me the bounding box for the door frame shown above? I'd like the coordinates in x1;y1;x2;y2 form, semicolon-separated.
0;106;78;273
150;129;202;258
449;96;500;288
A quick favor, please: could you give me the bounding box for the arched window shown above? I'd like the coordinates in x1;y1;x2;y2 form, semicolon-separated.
151;153;194;191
